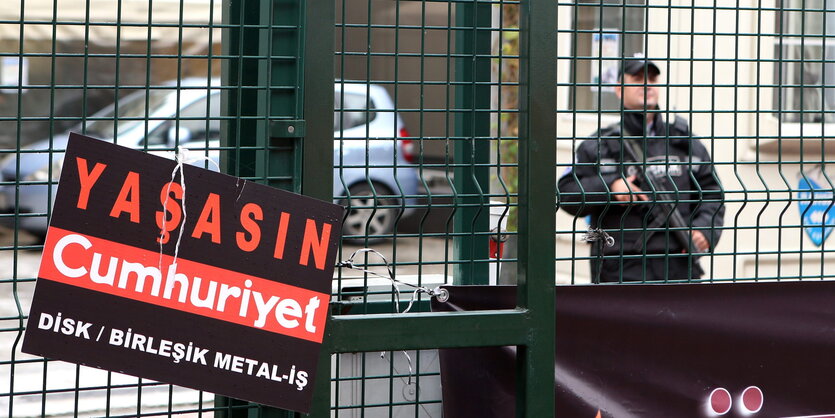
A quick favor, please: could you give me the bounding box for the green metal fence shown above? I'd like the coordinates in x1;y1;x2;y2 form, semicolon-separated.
1;0;834;417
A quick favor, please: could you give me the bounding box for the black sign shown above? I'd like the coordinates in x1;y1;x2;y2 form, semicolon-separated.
23;133;343;413
433;283;835;417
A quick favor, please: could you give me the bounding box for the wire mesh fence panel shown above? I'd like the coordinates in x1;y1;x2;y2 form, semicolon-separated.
330;0;523;415
0;0;527;415
0;0;223;416
555;1;835;286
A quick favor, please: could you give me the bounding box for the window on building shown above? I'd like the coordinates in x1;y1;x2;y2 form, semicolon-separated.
775;0;835;123
570;0;646;112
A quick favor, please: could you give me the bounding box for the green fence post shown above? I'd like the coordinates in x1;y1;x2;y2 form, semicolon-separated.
516;0;556;414
218;2;293;418
219;0;331;414
454;0;492;285
221;0;270;182
301;0;335;414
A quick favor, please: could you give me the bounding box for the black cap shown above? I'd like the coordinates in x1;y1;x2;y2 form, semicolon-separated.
620;59;660;78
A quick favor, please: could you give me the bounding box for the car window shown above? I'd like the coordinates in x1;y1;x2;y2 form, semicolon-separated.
85;89;174;140
142;92;221;147
144;124;168;146
334;91;376;132
178;93;221;142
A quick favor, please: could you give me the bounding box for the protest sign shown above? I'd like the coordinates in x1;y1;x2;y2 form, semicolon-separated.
23;133;343;412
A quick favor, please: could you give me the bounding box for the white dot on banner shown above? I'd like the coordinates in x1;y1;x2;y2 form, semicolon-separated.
740;386;763;414
708;387;732;415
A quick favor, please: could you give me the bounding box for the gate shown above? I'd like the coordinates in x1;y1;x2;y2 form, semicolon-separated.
0;0;832;417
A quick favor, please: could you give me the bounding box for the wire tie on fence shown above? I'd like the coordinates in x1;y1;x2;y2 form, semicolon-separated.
336;248;449;387
158;148;221;271
581;227;615;248
379;349;416;386
335;248;448;312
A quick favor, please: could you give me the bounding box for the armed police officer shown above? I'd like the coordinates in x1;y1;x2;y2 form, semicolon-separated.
558;58;725;283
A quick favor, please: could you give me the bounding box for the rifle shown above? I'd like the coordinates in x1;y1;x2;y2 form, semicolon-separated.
621;138;705;254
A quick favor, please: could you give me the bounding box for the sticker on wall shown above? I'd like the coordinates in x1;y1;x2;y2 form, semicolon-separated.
590;31;620;92
796;167;835;247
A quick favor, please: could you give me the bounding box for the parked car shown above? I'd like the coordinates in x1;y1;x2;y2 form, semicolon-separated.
334;82;419;241
0;79;419;241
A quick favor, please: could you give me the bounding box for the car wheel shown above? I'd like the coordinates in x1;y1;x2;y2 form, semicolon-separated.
341;183;399;243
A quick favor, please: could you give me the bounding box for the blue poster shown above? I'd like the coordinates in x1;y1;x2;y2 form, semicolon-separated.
797;176;835;246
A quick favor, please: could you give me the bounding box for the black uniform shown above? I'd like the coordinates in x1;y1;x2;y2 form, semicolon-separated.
558;111;725;282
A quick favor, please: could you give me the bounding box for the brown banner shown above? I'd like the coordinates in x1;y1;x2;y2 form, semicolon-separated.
433;283;835;417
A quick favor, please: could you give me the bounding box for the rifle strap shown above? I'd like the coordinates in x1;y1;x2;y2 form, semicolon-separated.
623;138;699;254
622;139;661;252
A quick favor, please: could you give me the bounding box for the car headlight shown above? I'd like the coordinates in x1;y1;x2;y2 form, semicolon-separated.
24;157;64;182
